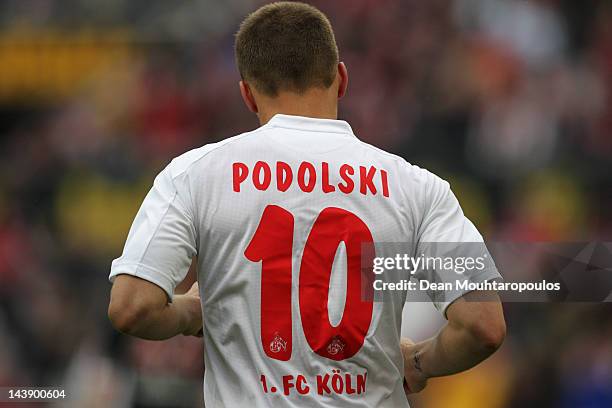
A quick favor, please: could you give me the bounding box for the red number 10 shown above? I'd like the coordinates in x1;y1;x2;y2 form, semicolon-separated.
245;205;374;361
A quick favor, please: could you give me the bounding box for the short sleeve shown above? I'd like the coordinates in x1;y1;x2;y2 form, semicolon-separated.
109;166;197;300
414;173;501;317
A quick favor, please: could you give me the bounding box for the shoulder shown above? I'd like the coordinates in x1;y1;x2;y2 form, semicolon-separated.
352;138;407;165
353;138;448;191
164;127;265;179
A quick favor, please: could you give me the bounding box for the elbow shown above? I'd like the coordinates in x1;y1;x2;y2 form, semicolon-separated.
468;317;506;353
108;298;148;335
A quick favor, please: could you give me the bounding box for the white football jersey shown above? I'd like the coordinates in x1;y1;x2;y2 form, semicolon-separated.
110;114;500;407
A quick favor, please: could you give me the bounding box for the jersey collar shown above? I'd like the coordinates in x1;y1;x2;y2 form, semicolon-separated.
265;114;355;136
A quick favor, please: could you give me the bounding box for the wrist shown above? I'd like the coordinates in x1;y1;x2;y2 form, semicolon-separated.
403;340;430;380
412;347;428;379
401;338;430;394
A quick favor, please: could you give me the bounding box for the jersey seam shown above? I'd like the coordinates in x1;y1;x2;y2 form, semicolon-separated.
169;127;269;233
353;138;409;165
168;127;269;242
261;131;356;155
110;262;174;299
420;223;473;242
439;267;501;318
267;123;354;135
165;183;194;221
170;126;269;182
112;260;170;275
137;190;177;273
416;177;443;242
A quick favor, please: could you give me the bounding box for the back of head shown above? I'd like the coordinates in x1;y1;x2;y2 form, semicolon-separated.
235;2;339;97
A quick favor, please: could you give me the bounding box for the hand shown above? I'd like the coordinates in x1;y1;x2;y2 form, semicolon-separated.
401;338;428;394
179;282;203;337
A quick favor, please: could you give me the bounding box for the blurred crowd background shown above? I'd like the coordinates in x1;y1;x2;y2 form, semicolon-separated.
0;0;611;407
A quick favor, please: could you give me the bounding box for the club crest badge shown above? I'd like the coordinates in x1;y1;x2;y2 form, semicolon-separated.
327;336;346;356
270;332;287;353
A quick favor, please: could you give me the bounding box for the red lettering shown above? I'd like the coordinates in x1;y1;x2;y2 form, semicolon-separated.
298;162;316;192
359;166;377;195
244;206;294;361
296;375;310;395
338;164;355;194
232;162;248;192
253;161;272;190
321;162;336;193
357;373;367;394
299;208;374;360
381;169;390;198
345;374;356;394
317;374;331;395
276;161;293;192
260;375;269;393
233;162;389;198
282;375;295;396
331;371;344;394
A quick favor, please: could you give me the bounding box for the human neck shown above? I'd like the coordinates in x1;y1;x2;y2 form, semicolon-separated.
256;89;338;125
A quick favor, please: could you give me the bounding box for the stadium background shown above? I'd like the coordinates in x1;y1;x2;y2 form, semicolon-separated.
0;0;611;406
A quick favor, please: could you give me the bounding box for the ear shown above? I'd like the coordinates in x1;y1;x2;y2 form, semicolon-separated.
337;62;348;99
239;80;258;113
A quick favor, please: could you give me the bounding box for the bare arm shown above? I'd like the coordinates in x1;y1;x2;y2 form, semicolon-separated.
175;258;198;294
108;274;202;340
402;290;506;393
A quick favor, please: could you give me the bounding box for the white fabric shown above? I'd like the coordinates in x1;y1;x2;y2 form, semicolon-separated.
110;114;500;407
